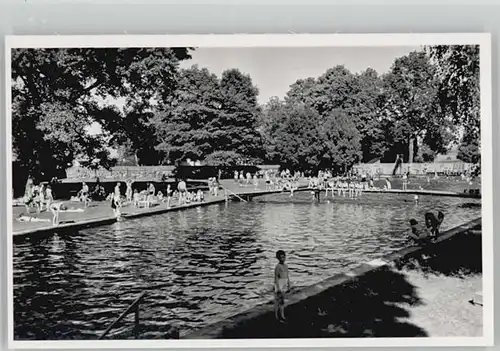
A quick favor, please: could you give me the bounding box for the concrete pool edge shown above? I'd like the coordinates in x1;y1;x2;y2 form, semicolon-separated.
12;197;230;240
361;188;480;199
12;187;480;240
181;217;482;339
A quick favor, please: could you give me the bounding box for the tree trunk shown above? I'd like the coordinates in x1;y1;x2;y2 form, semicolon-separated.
408;135;414;164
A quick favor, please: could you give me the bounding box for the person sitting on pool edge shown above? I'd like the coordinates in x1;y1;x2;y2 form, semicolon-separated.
408;218;432;244
425;211;445;239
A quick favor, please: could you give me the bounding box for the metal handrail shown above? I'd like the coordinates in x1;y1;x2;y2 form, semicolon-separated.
221;186;248;203
99;291;146;340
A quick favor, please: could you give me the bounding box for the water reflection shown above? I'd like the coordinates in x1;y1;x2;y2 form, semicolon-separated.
13;192;481;340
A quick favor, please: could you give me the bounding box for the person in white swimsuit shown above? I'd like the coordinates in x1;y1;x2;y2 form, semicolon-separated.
125;180;134;203
166;184;173;207
385;178;392;190
326;179;334;198
177;180;187;205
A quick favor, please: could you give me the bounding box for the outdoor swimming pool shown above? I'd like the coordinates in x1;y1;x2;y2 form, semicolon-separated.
13;191;481;340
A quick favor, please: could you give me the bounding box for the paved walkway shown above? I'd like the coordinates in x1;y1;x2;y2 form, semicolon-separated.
12;178;477;237
184;223;482;339
12;180;306;236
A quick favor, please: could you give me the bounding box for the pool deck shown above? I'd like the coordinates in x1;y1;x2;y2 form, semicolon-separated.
12;180;480;239
182;218;483;339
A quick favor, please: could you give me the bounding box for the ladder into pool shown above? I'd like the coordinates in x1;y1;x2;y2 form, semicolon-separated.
99;291;146;339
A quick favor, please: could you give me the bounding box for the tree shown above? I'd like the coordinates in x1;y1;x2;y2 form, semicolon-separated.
284;66;385;164
380;51;441;163
261;100;360;173
319;109;362;173
350;68;387;162
154;65;222;164
11;47;192;180
154;67;264;165
218;69;264;163
265;102;324;171
426;45;480;165
457;129;480;164
204;150;244;166
426;45;480;136
285;77;317;106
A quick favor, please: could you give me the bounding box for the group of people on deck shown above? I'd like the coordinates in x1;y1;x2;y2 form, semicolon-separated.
22;179;54;214
234;170;260;189
263;169;301;193
309;176;366;199
19;178;84;226
308;169;381;199
17;176;214;225
106;179;206;219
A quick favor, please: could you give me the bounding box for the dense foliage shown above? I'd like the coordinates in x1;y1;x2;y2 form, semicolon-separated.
12;47;192;180
153;66;263;166
11;45;480;181
426;45;480;164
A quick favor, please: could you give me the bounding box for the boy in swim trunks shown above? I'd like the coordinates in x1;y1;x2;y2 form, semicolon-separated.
274;250;290;322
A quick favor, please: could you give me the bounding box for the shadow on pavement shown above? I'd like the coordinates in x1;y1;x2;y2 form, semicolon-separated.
221;266;427;338
220;228;482;339
396;226;482;278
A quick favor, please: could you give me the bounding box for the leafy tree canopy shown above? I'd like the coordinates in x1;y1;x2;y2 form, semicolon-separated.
154;66;264;166
12;47;192;179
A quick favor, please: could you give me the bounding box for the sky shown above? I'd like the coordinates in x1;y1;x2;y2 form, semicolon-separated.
180;46;422;104
88;46;421;136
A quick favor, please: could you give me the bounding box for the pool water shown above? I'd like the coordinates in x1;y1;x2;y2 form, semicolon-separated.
13;191;481;340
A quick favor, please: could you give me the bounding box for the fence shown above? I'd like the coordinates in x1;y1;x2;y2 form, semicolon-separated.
65;165;281;181
66;166;176;182
352;162;474;176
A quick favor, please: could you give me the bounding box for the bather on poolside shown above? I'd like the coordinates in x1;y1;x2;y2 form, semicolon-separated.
425;211;445;239
16;213;51;223
408;218;432;244
49;202;85;226
177;180;187;205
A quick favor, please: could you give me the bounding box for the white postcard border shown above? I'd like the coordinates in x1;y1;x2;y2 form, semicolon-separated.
4;33;493;349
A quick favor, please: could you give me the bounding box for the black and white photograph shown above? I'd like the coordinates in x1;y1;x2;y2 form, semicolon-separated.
5;34;493;348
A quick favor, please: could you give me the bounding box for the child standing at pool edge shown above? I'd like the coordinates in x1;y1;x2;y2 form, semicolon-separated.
274;250;290;323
